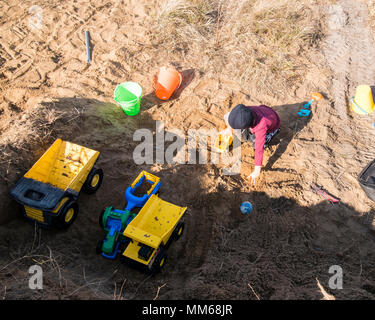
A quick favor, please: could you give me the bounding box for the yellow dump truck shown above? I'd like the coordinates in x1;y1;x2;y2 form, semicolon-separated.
120;194;187;273
10;139;103;228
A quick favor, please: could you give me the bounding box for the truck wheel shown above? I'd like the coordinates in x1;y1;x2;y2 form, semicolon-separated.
117;241;127;258
96;240;103;255
151;248;168;273
83;168;103;194
56;201;79;229
173;221;185;241
99;208;106;228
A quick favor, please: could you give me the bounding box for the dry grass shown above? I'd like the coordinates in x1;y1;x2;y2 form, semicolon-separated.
152;0;324;96
316;278;336;300
0;238;114;299
0;100;85;180
364;0;375;30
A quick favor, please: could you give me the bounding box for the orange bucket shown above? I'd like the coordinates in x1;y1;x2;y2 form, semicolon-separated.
154;66;182;100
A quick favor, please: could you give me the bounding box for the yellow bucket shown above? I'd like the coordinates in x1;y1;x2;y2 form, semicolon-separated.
350;85;375;115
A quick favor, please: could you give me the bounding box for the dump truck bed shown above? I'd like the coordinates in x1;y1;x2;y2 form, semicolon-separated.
124;194;187;249
24;138;99;192
10;139;100;210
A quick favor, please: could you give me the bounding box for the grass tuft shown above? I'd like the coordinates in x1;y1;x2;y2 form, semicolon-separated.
152;0;324;95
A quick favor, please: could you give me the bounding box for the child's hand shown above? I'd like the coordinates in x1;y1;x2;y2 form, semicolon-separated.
247;166;261;185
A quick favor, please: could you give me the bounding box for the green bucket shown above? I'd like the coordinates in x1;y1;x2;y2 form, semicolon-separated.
114;82;143;116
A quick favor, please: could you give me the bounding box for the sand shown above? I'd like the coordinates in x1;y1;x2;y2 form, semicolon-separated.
0;0;375;300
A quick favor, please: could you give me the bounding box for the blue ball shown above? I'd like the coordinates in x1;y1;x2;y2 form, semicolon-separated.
240;201;253;214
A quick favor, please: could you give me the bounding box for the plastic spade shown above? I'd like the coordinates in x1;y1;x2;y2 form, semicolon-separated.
310;183;340;204
298;92;324;117
298;109;311;117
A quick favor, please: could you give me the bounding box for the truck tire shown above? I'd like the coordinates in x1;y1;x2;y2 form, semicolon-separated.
96;240;103;255
151;247;168;273
172;221;185;241
83;168;103;194
56;201;79;229
99;208;106;228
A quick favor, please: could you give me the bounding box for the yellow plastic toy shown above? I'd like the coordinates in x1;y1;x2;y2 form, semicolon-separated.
214;130;233;153
120;194;187;273
129;170;160;197
351;85;375;115
10;139;103;228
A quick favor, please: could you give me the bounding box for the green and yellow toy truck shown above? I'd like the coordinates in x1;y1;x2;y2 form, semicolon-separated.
120;194;186;273
10;138;103;229
97;171;187;273
96;171;161;259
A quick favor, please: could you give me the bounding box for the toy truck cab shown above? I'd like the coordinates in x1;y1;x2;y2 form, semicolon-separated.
121;194;187;273
10;139;103;228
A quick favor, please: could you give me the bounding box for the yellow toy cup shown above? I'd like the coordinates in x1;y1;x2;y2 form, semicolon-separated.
350;85;375;115
214;132;233;153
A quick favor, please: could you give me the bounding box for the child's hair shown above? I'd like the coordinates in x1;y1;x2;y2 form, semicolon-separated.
228;104;254;129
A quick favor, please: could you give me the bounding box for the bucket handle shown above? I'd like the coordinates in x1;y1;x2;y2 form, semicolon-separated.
350;97;369;115
177;72;183;89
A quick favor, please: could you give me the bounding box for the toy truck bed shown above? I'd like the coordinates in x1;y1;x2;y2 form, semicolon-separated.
10;138;101;227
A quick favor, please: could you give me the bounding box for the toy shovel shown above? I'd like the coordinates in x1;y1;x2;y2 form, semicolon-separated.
298;92;324;117
304;92;323;109
298;109;311;117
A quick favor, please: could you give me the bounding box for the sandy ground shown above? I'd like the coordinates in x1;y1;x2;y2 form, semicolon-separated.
1;0;375;300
